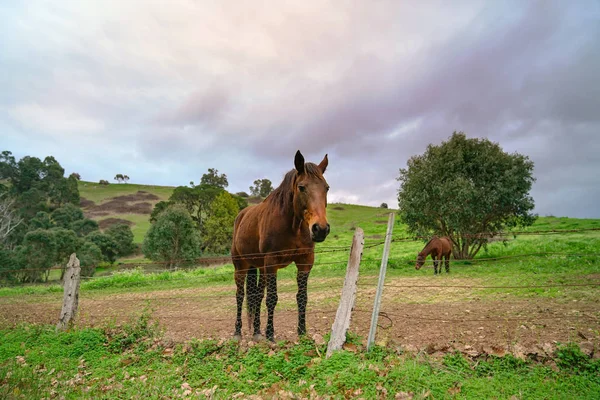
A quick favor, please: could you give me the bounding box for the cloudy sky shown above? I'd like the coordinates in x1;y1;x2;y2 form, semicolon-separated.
1;1;599;218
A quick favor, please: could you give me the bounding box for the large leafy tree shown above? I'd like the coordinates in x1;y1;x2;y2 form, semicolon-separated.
51;203;84;228
70;218;99;237
77;240;103;277
51;227;79;279
249;178;274;198
203;192;240;254
397;132;536;259
142;205;201;269
200;168;228;189
87;232;119;264
167;184;224;233
17;229;57;282
106;223;135;257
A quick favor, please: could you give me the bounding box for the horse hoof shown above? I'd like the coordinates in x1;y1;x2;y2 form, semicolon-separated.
232;334;242;341
252;333;264;341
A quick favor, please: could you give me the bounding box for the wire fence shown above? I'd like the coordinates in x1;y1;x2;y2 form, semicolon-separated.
0;226;599;350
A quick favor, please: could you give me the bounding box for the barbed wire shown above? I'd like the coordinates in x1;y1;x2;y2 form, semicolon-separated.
391;227;600;243
352;309;599;323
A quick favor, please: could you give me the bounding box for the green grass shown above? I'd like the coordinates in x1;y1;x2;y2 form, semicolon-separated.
78;181;174;204
95;213;151;244
1;320;598;399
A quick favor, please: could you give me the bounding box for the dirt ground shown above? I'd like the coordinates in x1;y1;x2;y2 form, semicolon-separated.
1;276;598;357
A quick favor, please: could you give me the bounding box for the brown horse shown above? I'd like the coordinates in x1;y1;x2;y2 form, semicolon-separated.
232;150;330;341
415;236;452;274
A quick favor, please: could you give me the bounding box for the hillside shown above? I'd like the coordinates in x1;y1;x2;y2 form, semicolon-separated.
78;181;174;243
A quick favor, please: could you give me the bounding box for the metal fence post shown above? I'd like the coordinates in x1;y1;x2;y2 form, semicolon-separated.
367;212;395;351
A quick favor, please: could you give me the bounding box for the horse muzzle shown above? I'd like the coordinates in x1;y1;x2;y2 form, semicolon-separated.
311;223;330;242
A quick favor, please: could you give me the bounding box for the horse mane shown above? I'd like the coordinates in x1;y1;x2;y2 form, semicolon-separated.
419;235;439;254
265;162;324;215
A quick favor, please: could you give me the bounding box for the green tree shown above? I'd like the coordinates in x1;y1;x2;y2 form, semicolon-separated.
51;203;84;229
77;240;102;277
18;229;57;282
203;192;240;254
29;211;54;230
200;168;228;189
87;231;119;264
51;228;79;279
70;218;99;237
106;223;135;257
142;205;201;269
150;200;172;223
397;132;536;259
169;185;223;234
249;178;274;197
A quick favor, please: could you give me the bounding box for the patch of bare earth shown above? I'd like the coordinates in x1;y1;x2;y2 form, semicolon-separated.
1;275;598;356
80;197;95;208
98;218;135;230
84;191;160;217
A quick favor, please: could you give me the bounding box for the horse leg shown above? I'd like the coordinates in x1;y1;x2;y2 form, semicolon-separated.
433;257;439;275
445;255;450;273
252;268;266;340
296;268;311;336
265;268;278;341
233;266;246;339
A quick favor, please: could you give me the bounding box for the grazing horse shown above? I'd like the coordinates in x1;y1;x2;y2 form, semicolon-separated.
232;150;330;341
415;236;452;274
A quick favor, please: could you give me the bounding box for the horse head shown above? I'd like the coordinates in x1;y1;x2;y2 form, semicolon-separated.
293;150;330;242
415;253;425;270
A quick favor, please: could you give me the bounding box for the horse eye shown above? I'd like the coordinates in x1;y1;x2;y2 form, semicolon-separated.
326;186;330;192
298;185;306;192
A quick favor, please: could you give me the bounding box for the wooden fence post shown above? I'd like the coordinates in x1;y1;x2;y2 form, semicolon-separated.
367;212;395;351
56;253;81;331
326;228;364;358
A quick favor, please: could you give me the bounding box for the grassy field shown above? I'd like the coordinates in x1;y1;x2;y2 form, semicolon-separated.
1;318;598;399
2;183;599;398
78;181;174;204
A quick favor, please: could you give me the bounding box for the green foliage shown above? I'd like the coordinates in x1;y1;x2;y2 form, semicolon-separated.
29;211;54;230
142;205;201;268
51;203;84;228
555;342;600;374
77;240;102;277
149;200;172;223
51;227;79;272
70;218;99;237
17;229;57;282
249;178;273;197
87;231;119;264
397;132;537;259
2;323;597;399
203;192;240;253
106;223;136;257
167;184;224;236
200;167;228;189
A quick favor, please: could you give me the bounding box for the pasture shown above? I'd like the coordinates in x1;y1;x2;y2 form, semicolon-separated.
1;203;599;398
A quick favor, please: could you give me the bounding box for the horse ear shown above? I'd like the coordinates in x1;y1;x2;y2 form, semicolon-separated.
294;150;305;174
318;154;328;174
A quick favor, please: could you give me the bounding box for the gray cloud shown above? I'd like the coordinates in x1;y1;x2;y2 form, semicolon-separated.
1;0;599;217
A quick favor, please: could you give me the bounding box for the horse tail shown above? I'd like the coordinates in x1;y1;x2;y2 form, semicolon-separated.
246;267;259;329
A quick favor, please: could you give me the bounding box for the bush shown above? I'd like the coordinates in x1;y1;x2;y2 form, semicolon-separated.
142;205;201;269
99;179;109;185
380;203;388;209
